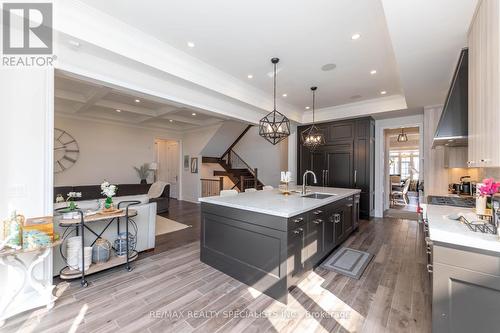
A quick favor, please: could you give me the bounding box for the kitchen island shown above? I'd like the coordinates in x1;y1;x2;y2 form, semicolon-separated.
199;187;361;303
423;204;500;332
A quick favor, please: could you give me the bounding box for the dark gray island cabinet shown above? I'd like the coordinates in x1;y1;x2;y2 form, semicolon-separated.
199;188;361;304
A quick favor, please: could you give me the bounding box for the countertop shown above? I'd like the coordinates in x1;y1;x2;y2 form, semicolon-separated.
198;186;361;218
423;204;500;254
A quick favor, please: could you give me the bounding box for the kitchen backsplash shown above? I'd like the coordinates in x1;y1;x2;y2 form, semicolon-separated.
448;168;480;184
479;168;500;181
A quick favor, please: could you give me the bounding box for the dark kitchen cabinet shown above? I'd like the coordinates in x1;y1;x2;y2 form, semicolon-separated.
353;193;360;230
325;143;353;188
287;225;306;286
305;207;326;266
343;198;354;236
297;116;374;218
324;208;336;253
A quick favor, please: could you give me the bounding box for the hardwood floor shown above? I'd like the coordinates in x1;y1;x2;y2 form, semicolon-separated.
3;217;431;333
141;199;201;259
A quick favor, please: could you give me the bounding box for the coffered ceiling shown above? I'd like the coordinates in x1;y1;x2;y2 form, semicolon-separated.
77;0;478;113
54;71;228;130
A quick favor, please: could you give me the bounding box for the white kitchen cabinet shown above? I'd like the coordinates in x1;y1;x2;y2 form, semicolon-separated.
468;0;500;167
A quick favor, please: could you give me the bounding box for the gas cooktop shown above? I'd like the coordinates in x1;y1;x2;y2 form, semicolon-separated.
427;195;475;208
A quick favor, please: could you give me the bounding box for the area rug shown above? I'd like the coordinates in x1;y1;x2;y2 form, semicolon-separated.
155;215;191;236
321;247;373;279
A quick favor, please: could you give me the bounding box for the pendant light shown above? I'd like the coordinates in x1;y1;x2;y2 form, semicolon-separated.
259;58;291;145
301;86;325;150
397;128;408;142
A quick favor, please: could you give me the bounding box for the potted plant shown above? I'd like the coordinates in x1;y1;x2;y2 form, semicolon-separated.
133;163;151;184
66;191;81;210
476;178;500;215
100;181;118;211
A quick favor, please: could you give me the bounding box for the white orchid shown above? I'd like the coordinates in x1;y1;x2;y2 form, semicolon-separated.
100;181;117;198
100;181;110;191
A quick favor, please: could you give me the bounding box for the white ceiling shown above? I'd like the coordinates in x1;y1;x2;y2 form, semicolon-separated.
54;71;228;130
382;0;478;107
77;0;478;112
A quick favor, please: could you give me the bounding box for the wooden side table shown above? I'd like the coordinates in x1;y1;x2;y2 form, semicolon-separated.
0;240;61;328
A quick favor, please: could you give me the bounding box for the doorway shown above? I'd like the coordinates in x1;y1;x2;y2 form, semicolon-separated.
384;127;421;216
155;139;180;198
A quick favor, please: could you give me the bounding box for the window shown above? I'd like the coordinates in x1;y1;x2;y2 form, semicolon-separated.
389;150;419;180
401;156;411;179
389;153;399;175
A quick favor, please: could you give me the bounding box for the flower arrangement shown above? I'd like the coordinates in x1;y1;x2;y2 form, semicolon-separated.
66;191;82;210
477;178;500;197
100;181;118;210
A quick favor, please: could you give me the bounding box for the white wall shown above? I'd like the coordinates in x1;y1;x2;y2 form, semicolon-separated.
374;113;424;217
54;115;181;186
200;121;247;157
0;68;54;218
423;106;449;196
181;125;222;202
233;127;289;187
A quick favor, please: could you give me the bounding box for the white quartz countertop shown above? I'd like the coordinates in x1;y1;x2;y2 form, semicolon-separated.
198;187;361;218
423;204;500;254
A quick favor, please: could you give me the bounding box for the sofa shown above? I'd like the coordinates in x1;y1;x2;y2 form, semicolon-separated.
54;183;170;213
52;195;156;276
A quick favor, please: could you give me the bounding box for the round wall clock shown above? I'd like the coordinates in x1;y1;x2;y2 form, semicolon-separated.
54;128;80;173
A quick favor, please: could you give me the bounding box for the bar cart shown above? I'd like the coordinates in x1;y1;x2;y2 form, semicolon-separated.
55;200;139;287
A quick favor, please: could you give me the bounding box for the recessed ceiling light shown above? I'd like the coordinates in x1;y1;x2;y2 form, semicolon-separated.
169;119;173;122
192;112;197;116
115;109;121;112
351;33;361;40
321;63;337;71
247;74;253;79
187;41;195;48
135;99;140;103
370;70;377;75
305;106;310;110
380;91;387;95
282;93;287;97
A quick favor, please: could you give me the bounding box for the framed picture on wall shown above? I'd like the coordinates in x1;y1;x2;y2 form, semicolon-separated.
190;157;198;174
184;155;189;170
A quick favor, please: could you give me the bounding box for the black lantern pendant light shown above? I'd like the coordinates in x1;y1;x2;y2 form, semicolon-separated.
259;58;291;145
397;128;408;142
301;86;325;150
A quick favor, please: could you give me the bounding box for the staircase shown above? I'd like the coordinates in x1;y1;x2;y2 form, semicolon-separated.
202;125;264;192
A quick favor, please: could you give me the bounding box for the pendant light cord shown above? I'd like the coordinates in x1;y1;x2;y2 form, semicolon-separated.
273;62;277;111
312;89;315;124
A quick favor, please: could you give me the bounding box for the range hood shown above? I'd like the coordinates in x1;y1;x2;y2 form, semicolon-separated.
433;48;468;147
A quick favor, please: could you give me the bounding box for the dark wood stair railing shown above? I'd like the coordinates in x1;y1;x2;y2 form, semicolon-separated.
201;124;264;192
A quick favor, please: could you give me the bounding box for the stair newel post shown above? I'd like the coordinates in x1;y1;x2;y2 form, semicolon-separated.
254;168;258;189
219;177;224;192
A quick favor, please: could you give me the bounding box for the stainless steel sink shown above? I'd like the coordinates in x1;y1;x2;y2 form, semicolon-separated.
302;193;335;199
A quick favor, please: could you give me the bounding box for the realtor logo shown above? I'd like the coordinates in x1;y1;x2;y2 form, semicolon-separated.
2;3;53;54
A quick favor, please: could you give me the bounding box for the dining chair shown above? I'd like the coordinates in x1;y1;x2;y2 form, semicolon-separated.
391;179;411;205
245;188;257;192
220;189;238;197
262;185;274;191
